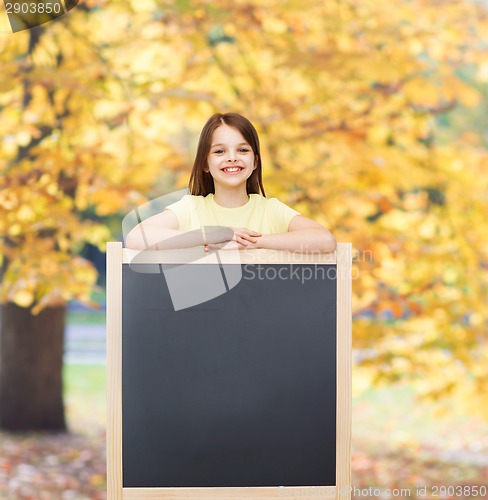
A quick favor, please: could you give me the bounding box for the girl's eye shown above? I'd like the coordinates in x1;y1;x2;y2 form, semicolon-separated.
213;148;249;154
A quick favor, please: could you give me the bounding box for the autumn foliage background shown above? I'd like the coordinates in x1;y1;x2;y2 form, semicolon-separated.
0;0;488;497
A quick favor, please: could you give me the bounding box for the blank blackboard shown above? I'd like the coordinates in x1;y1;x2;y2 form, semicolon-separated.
122;263;336;487
106;244;352;499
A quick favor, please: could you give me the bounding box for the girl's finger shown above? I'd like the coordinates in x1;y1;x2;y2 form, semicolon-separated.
234;228;261;237
239;233;257;242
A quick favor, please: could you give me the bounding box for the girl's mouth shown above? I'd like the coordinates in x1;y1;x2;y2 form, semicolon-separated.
221;167;244;174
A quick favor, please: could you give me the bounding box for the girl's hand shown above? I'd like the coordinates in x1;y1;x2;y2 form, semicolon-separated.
203;227;261;252
228;227;261;246
205;236;260;252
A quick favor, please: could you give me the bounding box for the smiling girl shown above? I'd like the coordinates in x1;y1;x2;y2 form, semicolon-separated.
125;113;336;253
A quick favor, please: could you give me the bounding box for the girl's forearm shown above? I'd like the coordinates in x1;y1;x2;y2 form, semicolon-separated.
125;224;196;250
124;224;234;250
255;229;337;254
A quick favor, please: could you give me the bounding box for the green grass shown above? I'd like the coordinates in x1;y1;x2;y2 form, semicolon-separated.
64;364;105;395
63;364;106;432
66;288;106;326
66;311;105;325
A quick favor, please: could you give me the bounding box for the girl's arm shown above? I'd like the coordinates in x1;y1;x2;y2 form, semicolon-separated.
250;215;336;254
125;210;204;250
124;210;258;250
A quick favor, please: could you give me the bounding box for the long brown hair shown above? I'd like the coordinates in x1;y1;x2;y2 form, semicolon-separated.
188;113;266;197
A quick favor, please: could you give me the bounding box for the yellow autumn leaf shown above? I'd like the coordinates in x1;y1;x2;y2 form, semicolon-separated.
402;78;440;106
12;289;34;308
443;75;482;107
72;258;98;285
367;124;391;145
17;205;36;222
90;188;127;215
378;210;420;232
31;289;67;315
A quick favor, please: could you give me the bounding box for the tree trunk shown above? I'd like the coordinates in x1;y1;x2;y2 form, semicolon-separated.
0;301;67;432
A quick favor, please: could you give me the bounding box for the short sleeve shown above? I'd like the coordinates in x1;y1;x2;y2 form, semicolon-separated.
268;198;301;233
165;195;191;230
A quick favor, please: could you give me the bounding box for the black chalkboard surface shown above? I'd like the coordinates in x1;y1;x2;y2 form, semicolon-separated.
121;263;337;488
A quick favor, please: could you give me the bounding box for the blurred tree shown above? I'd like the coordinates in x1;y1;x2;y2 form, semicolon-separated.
0;0;194;430
1;0;487;430
160;0;488;414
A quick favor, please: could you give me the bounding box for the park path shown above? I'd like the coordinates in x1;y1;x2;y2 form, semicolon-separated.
64;322;106;364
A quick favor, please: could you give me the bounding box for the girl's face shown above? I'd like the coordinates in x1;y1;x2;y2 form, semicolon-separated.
204;124;257;190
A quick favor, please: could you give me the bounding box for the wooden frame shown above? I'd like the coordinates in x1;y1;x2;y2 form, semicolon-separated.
106;242;352;499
